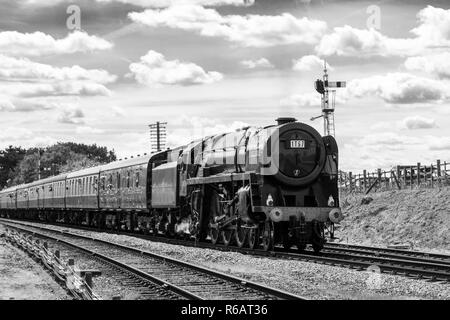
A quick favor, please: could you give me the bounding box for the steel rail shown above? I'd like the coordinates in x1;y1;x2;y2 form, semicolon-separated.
4;224;202;300
324;242;450;262
2;218;449;282
1;220;306;300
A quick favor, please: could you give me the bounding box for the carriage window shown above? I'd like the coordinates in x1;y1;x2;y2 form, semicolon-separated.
127;171;131;188
135;172;140;188
117;172;121;189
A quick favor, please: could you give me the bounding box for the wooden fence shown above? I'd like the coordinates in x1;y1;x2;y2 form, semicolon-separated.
339;160;450;194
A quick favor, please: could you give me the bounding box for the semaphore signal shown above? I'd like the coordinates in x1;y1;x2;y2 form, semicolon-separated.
311;61;346;137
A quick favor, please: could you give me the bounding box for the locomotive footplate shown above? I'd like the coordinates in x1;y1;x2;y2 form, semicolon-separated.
252;206;343;223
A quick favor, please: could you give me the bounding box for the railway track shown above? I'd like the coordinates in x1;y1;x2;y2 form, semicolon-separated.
324;242;450;263
5;227;185;300
2;218;449;282
1;220;305;300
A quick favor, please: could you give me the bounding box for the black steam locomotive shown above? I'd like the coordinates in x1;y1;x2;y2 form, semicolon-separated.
0;117;342;252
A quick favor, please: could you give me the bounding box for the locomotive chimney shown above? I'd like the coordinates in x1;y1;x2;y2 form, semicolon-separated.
276;117;297;125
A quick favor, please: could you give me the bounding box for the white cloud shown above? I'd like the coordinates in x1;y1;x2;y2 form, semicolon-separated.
240;58;273;69
0;31;113;56
57;107;85;124
0;95;16;111
0;55;116;83
346;72;449;104
98;0;253;7
410;6;450;47
167;115;249;147
128;5;327;47
0;82;111;98
369;121;392;131
340;132;426;171
428;136;450;150
76;126;105;134
280;91;346;109
359;132;421;146
316;6;450;57
279;92;321;109
292;55;332;71
405;52;450;79
0;55;114;103
111;106;126;117
402;116;437;130
128;50;223;87
0;127;34;142
0;127;56;149
0;95;54;112
24;0;253;7
315;26;413;57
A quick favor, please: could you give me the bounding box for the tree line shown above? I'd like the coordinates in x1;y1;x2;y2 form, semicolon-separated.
0;142;117;189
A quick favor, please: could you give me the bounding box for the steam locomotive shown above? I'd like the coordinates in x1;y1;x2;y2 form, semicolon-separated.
0;117;343;252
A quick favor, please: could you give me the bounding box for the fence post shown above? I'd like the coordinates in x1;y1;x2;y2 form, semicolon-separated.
410;166;413;189
430;163;434;188
349;171;353;192
363;170;367;192
377;169;381;191
445;161;448;184
417;162;421;187
437;159;441;179
402;167;407;188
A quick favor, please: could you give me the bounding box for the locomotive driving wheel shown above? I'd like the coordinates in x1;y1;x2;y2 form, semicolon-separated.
221;229;234;246
210;226;220;244
247;226;259;249
261;220;274;251
235;223;247;248
209;190;221;245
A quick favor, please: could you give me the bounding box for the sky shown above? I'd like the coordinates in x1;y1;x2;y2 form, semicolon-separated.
0;0;449;172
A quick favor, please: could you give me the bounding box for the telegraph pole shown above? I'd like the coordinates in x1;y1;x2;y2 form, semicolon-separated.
149;122;167;152
37;149;42;180
311;61;346;137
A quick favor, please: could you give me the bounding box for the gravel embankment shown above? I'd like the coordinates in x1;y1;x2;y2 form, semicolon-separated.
0;225;70;300
340;187;450;255
10;222;450;300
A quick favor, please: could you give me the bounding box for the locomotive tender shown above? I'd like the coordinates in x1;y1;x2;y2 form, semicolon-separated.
0;117;343;252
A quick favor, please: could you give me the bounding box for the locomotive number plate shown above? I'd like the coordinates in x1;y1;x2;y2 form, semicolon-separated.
289;139;305;148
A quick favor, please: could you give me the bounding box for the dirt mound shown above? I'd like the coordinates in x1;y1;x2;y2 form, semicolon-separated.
338;187;450;253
